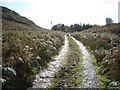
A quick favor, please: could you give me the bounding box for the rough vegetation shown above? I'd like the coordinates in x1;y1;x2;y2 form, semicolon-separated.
2;29;65;89
1;6;65;89
72;23;120;89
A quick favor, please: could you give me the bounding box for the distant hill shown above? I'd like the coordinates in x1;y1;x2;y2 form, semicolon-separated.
83;23;120;35
1;6;45;31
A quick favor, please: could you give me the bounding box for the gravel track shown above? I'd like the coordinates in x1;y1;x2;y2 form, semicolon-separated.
71;36;98;88
28;35;98;89
31;35;68;88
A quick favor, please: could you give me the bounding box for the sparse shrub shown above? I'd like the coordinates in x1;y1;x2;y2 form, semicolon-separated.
94;50;106;63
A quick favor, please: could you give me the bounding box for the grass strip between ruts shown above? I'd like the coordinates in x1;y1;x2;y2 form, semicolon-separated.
49;36;84;88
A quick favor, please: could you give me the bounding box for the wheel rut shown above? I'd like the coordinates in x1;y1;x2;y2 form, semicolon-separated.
71;36;98;88
32;35;68;88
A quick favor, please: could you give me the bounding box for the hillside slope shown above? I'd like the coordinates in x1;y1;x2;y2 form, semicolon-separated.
72;23;120;88
1;6;45;31
1;6;65;89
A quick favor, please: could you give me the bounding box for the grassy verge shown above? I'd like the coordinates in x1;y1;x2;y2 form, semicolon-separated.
49;36;84;88
89;49;110;88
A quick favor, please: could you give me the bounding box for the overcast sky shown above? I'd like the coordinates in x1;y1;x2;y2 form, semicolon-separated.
0;0;119;29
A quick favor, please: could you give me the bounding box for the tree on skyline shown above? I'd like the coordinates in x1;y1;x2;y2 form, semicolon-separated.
52;23;98;32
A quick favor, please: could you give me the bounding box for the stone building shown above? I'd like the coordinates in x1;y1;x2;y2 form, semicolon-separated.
106;18;113;25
